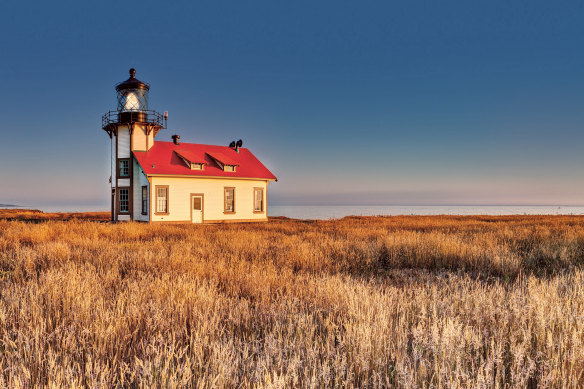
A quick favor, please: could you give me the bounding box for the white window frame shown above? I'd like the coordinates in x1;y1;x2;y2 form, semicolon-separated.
155;186;169;214
254;188;264;213
118;187;130;214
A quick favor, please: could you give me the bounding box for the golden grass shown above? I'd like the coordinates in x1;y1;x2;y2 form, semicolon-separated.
1;211;584;387
0;209;109;221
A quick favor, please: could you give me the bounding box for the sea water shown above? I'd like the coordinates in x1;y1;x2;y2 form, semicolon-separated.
267;205;584;220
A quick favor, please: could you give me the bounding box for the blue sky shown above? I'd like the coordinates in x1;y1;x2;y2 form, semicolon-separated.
0;0;583;207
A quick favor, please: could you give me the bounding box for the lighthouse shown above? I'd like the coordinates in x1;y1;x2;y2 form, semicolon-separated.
102;69;276;224
102;68;167;221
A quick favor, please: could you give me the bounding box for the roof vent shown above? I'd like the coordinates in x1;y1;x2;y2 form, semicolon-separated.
229;139;243;152
172;134;180;145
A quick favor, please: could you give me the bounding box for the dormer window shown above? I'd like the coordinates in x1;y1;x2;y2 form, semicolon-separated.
174;150;206;171
206;152;239;173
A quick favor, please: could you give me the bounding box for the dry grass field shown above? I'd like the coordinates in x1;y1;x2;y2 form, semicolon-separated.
0;209;110;222
1;210;584;387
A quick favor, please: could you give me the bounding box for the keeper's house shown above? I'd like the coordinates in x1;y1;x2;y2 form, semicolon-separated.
102;69;277;223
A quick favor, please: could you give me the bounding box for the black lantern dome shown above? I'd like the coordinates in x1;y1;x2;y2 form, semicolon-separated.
115;68;150;92
102;68;167;137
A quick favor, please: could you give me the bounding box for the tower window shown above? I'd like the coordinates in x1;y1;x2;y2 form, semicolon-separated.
224;187;235;213
141;186;148;215
118;188;129;214
254;188;264;213
155;186;169;214
118;159;130;177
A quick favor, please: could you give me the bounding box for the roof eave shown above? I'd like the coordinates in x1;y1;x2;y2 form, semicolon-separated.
145;173;277;181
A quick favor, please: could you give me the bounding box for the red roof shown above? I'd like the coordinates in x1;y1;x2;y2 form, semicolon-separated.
133;141;277;180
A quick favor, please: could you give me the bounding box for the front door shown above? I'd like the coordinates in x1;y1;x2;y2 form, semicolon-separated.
191;195;203;223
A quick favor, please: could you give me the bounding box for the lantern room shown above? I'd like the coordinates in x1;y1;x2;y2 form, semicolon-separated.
116;68;149;112
102;68;167;138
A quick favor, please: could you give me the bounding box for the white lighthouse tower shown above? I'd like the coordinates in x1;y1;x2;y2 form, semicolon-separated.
102;68;167;221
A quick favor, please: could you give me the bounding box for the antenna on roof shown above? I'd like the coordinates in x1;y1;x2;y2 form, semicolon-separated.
229;141;236;148
235;139;243;153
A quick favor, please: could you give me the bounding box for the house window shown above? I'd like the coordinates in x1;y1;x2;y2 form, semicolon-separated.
118;159;130;177
224;165;236;172
191;163;203;170
118;188;129;213
254;188;264;213
224;187;235;213
141;186;148;215
156;186;168;214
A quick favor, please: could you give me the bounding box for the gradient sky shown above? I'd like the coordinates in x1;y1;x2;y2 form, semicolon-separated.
0;0;583;207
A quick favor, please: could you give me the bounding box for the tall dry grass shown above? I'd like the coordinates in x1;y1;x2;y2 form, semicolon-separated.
0;209;109;221
0;213;584;387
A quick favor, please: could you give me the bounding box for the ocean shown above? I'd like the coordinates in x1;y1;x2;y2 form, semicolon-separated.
268;205;584;219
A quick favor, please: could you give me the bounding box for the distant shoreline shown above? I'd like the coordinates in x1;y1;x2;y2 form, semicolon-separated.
2;206;584;222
